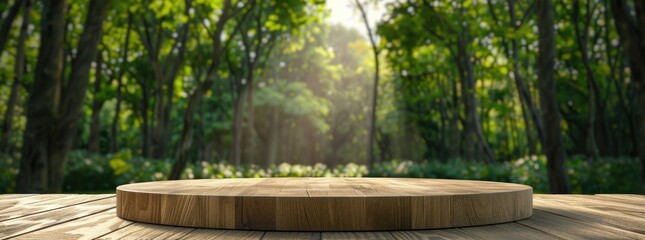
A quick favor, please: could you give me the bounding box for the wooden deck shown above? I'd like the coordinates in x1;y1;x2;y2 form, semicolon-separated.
0;194;643;239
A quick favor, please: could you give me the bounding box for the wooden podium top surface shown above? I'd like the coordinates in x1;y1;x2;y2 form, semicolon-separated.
117;177;531;197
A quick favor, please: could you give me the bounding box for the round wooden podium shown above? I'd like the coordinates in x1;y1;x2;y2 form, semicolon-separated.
116;178;532;231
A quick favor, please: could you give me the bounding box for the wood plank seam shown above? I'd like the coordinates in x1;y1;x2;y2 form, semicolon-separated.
0;195;115;223
0;199;116;240
6;207;118;239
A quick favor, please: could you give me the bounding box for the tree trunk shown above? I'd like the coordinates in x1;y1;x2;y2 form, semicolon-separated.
355;0;379;166
242;76;255;165
456;35;496;164
611;0;645;193
170;0;232;179
511;38;545;153
137;4;191;160
18;0;110;193
572;0;601;159
111;13;132;153
88;52;103;153
17;0;67;193
0;0;22;56
150;59;166;159
0;0;30;154
267;107;279;167
449;71;461;160
232;90;245;166
536;0;571;193
141;86;150;158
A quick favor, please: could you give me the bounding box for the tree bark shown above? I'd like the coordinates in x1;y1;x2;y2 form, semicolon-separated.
18;0;110;193
17;0;67;193
0;0;30;154
611;0;645;193
536;0;571;193
88;52;103;153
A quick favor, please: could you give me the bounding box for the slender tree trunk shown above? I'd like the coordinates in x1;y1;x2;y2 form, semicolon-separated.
492;0;545;155
457;35;496;164
141;85;150;158
111;13;132;153
519;97;537;157
18;0;110;193
0;0;22;56
242;75;255;165
572;0;600;159
137;5;190;160
611;0;645;193
135;72;152;157
512;39;546;151
536;0;571;193
355;0;379;166
150;60;166;158
171;0;233;179
267;107;279;167
232;90;245;166
88;52;103;153
449;71;461;160
0;0;30;154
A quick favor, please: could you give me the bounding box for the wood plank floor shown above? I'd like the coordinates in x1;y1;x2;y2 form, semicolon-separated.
0;194;643;239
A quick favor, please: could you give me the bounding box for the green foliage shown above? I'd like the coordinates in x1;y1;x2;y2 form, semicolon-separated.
0;154;19;193
1;151;638;194
0;0;641;194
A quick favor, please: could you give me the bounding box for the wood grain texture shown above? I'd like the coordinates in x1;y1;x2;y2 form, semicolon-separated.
263;232;321;240
182;229;264;240
96;222;194;240
517;209;644;239
116;178;532;231
0;194;113;222
0;196;115;239
533;195;645;234
15;208;133;240
2;194;645;239
321;232;395;240
0;194;36;201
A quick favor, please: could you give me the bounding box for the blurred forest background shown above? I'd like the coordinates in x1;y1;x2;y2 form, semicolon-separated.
0;0;643;194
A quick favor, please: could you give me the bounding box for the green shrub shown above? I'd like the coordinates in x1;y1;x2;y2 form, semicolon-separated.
0;151;641;194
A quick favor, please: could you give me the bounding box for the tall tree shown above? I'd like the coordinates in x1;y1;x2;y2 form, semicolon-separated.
17;0;110;193
110;12;133;153
135;0;191;159
536;0;570;193
0;0;30;153
355;0;380;166
611;0;645;193
487;0;545;156
572;0;601;159
170;0;235;180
